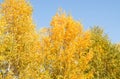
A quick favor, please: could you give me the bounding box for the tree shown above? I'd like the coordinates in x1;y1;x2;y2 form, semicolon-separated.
90;26;120;79
39;11;93;79
0;0;40;78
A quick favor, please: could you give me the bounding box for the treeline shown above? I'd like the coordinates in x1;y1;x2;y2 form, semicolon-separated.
0;0;120;79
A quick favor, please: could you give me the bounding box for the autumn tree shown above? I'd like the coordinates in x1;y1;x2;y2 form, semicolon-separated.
0;0;40;78
90;26;120;79
39;11;93;79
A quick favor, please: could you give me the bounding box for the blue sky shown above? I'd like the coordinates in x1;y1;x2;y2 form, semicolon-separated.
0;0;120;43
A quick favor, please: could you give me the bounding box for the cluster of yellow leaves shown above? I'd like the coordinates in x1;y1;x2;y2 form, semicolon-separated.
1;0;33;34
39;11;93;79
89;26;120;79
0;0;41;79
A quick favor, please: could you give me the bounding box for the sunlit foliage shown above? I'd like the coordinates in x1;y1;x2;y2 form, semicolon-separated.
0;0;40;78
0;0;120;79
39;11;93;79
90;26;120;79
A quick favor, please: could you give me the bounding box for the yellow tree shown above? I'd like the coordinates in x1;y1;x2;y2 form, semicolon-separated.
0;0;40;78
40;11;93;79
90;26;120;79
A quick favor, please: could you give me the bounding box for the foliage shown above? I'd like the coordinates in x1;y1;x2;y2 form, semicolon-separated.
0;0;120;79
39;11;93;79
0;0;40;78
90;26;120;79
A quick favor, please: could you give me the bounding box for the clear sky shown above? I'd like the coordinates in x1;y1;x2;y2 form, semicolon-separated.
0;0;120;43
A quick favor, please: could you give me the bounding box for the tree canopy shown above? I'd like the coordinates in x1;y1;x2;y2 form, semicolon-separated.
0;0;120;79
